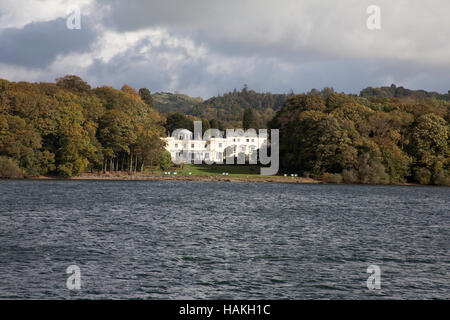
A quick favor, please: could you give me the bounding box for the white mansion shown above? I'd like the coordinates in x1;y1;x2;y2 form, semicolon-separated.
163;129;268;164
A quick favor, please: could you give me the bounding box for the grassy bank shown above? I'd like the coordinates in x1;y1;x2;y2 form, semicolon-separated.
173;164;262;177
22;165;319;184
15;165;426;185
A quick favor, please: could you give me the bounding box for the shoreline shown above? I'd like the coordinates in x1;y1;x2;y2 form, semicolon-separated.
16;172;426;186
31;173;323;184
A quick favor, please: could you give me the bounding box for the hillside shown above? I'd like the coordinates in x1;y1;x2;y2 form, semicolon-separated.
1;76;448;185
154;86;288;128
152;92;203;114
360;84;450;100
154;85;450;128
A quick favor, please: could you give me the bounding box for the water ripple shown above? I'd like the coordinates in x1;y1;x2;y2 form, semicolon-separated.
0;180;448;299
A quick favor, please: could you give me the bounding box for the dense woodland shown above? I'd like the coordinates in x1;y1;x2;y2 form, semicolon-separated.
271;91;450;185
155;84;287;129
0;75;449;185
0;75;170;178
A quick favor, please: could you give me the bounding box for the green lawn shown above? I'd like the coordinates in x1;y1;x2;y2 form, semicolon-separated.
168;164;262;177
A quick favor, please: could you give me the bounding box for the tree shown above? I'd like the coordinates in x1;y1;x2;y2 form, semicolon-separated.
165;113;194;134
159;151;172;171
210;118;219;129
139;88;154;108
243;108;257;130
380;142;411;183
121;84;139;96
408;113;449;184
270;88;449;184
201;118;211;134
1;75;448;184
282;94;326;114
0;156;23;178
409;114;448;166
56;75;91;92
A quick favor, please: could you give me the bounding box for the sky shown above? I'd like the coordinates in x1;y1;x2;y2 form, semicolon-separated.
0;0;449;98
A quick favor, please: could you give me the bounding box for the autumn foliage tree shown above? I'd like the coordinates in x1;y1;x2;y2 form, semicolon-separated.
0;76;167;177
271;92;450;185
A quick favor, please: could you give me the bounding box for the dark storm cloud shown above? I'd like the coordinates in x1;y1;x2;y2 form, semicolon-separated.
0;17;97;68
96;0;332;62
81;33;450;98
1;0;449;97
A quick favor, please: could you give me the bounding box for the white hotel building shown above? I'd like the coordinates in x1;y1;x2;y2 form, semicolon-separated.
163;129;267;163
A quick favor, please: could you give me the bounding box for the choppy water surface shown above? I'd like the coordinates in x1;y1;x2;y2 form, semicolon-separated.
0;180;448;299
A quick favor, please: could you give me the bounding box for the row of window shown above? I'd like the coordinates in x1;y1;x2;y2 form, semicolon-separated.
234;145;256;152
173;143;256;152
233;138;255;143
174;152;224;160
174;140;263;149
174;143;210;149
174;143;226;149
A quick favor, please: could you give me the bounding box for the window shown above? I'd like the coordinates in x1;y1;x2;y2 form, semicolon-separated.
205;144;208;148
251;139;255;142
241;145;246;152
233;138;236;142
191;144;194;148
219;143;223;148
237;139;240;142
246;139;249;142
175;144;178;148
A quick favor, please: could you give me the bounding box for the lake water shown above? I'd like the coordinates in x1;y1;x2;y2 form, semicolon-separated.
0;180;448;299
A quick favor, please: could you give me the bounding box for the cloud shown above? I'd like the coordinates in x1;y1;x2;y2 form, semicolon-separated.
0;17;97;68
0;0;95;28
98;0;450;67
1;0;450;97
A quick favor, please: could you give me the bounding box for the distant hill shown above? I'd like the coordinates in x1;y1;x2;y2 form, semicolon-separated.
360;84;450;100
152;84;450;128
192;87;287;128
152;92;203;114
154;86;288;128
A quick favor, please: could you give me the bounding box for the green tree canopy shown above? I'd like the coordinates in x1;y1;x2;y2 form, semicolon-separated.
139;88;155;109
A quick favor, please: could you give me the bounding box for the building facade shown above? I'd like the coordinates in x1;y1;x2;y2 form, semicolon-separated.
162;129;267;163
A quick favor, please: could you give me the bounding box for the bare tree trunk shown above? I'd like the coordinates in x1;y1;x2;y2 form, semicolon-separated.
135;155;138;173
121;155;125;172
130;153;133;173
141;160;144;172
